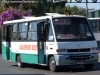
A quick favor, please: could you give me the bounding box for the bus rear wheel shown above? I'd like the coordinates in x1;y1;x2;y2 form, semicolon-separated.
49;56;59;72
17;55;24;68
84;64;94;70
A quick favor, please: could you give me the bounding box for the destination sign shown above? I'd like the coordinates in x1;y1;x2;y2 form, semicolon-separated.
53;19;71;25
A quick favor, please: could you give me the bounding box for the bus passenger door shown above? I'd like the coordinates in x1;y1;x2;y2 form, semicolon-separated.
6;25;12;60
37;22;45;64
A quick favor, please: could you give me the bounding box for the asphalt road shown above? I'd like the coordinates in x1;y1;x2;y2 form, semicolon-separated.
0;54;100;75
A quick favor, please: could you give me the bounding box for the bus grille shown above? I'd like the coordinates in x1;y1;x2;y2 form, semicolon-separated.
67;48;90;53
69;55;91;60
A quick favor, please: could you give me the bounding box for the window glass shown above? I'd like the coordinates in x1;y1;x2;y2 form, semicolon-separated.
88;20;99;32
27;32;37;40
17;32;27;40
18;23;28;32
12;32;17;40
53;18;95;41
13;24;17;32
47;20;54;41
29;22;37;31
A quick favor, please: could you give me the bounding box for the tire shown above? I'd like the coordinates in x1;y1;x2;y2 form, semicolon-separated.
84;64;94;70
49;56;59;72
17;55;24;68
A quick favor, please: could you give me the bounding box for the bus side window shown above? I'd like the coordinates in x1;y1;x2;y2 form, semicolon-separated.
48;24;54;41
17;23;28;40
12;23;18;40
28;22;37;41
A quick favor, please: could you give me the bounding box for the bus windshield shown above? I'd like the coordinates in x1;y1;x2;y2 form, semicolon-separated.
52;17;95;42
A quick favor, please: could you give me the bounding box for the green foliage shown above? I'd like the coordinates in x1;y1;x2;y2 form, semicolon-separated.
0;0;88;17
64;5;87;16
64;5;71;15
78;7;86;16
55;6;64;14
71;5;79;15
0;3;8;13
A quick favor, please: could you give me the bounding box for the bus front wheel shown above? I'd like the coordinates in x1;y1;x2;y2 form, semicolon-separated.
17;55;24;68
49;56;59;72
84;64;94;70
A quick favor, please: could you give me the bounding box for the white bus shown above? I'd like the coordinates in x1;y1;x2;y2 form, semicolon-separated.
2;13;98;72
88;18;100;50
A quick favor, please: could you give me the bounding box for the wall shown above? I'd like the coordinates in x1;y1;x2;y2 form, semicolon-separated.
88;9;100;18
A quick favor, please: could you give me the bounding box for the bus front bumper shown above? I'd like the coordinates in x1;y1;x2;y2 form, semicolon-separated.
54;53;98;66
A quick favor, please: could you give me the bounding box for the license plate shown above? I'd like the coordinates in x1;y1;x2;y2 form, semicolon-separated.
76;60;84;64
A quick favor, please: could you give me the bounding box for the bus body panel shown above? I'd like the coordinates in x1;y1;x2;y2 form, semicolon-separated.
46;42;55;54
93;33;100;41
2;42;8;60
52;41;98;66
54;41;97;54
57;41;97;50
93;33;100;49
11;42;38;64
88;18;100;50
2;42;11;60
2;42;49;64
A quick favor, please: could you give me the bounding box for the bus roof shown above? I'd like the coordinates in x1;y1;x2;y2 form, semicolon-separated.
3;13;86;25
88;18;100;20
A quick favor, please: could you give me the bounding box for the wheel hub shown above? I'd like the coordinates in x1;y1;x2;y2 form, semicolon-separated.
18;62;20;66
50;60;55;69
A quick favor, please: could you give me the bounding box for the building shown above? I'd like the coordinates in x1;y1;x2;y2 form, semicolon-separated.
88;9;100;18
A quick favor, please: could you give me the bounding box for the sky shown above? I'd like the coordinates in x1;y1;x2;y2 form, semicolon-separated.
66;0;100;10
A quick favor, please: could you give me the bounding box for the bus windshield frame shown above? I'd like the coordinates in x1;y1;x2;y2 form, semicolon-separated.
52;17;95;42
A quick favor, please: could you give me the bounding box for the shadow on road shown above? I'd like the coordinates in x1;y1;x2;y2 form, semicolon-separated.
11;62;100;73
12;64;50;71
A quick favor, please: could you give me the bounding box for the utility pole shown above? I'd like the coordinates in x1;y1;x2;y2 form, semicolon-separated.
86;0;88;18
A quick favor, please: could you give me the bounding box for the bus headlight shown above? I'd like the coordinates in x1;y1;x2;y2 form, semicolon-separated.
91;47;98;51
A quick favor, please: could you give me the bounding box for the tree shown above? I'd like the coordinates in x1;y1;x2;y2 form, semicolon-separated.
71;5;79;15
0;8;32;26
64;5;87;16
64;5;71;15
78;7;86;16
